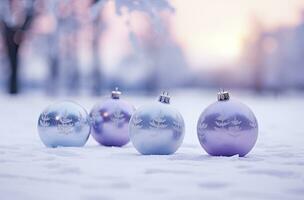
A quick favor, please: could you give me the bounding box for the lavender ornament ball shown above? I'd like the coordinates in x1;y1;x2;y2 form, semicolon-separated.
38;101;91;148
129;92;185;155
197;90;258;157
90;88;135;146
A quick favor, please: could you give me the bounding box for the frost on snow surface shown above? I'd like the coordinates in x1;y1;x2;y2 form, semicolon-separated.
0;90;304;200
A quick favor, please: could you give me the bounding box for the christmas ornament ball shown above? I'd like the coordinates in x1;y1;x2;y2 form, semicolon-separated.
37;101;91;148
129;92;185;155
197;90;258;157
90;88;135;147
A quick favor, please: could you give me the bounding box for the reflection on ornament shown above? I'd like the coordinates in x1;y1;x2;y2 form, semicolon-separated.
228;116;242;132
172;114;182;131
75;112;87;127
250;120;257;128
198;121;208;130
110;107;125;126
39;111;50;127
57;111;74;134
132;114;143;129
215;114;230;129
150;111;167;129
230;116;242;126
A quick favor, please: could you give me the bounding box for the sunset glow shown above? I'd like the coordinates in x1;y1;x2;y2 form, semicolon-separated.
170;0;304;68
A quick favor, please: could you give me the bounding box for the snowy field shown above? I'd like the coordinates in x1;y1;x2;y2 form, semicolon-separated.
0;90;304;200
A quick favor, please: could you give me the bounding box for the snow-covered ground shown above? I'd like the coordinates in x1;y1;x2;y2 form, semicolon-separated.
0;90;304;200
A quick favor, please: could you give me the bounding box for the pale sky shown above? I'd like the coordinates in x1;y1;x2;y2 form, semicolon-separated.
170;0;304;68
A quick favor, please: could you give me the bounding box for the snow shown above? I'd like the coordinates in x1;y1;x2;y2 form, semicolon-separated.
0;90;304;200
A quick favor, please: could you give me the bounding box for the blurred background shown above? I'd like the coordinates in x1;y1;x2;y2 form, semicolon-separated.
1;0;304;96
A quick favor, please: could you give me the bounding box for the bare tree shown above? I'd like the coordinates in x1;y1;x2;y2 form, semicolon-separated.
0;0;35;94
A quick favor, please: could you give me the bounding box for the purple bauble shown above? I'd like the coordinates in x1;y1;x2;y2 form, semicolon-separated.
90;88;135;146
197;91;258;157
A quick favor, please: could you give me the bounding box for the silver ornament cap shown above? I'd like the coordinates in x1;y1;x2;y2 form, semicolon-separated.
217;89;230;101
111;87;121;99
158;91;170;104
